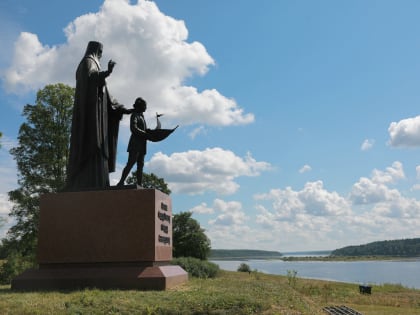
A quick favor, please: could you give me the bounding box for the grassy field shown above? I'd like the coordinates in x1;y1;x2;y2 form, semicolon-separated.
0;270;419;314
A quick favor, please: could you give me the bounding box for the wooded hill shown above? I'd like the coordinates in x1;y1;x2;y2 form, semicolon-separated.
331;238;420;257
209;249;282;260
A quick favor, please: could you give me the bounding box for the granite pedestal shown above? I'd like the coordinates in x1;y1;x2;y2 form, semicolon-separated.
12;188;188;290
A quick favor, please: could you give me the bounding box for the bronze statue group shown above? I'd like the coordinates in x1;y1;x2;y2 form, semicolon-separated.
66;41;176;191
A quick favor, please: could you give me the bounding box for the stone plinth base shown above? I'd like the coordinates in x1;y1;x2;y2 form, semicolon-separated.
12;188;188;291
37;189;173;263
12;264;188;291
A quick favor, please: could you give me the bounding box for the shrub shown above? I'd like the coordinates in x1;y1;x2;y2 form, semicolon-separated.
0;252;36;284
287;269;298;287
171;257;219;278
237;263;252;273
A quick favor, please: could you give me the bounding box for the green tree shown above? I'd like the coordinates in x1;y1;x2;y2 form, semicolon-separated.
2;83;74;257
126;171;171;194
0;132;4;229
173;211;211;260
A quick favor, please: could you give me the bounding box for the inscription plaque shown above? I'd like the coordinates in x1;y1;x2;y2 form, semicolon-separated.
159;235;171;245
158;212;171;223
161;224;169;234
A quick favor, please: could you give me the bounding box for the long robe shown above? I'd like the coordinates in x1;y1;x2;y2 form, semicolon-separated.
66;54;123;191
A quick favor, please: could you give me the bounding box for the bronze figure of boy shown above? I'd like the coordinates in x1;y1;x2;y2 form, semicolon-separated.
118;97;148;186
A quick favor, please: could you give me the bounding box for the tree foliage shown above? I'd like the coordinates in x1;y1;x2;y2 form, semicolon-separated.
3;83;74;256
173;211;211;260
0;132;4;235
126;171;171;194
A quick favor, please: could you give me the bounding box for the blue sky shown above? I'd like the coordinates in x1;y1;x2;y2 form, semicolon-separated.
1;0;420;251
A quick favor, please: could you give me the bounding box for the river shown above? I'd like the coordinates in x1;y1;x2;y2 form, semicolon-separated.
211;258;420;289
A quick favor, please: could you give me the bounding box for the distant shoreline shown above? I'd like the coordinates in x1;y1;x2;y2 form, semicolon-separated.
280;255;420;262
210;255;420;262
209;249;283;261
210;248;420;262
210;256;283;261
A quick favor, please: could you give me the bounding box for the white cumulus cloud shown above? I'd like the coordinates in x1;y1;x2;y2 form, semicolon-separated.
350;161;405;204
371;161;405;184
2;0;254;127
203;199;256;249
0;139;18;193
250;163;420;251
189;202;214;214
255;180;351;218
299;164;312;174
146;148;271;195
189;126;206;139
209;199;248;226
388;115;420;147
361;139;374;151
0;194;13;238
0;194;12;216
202;161;420;250
349;162;420;219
